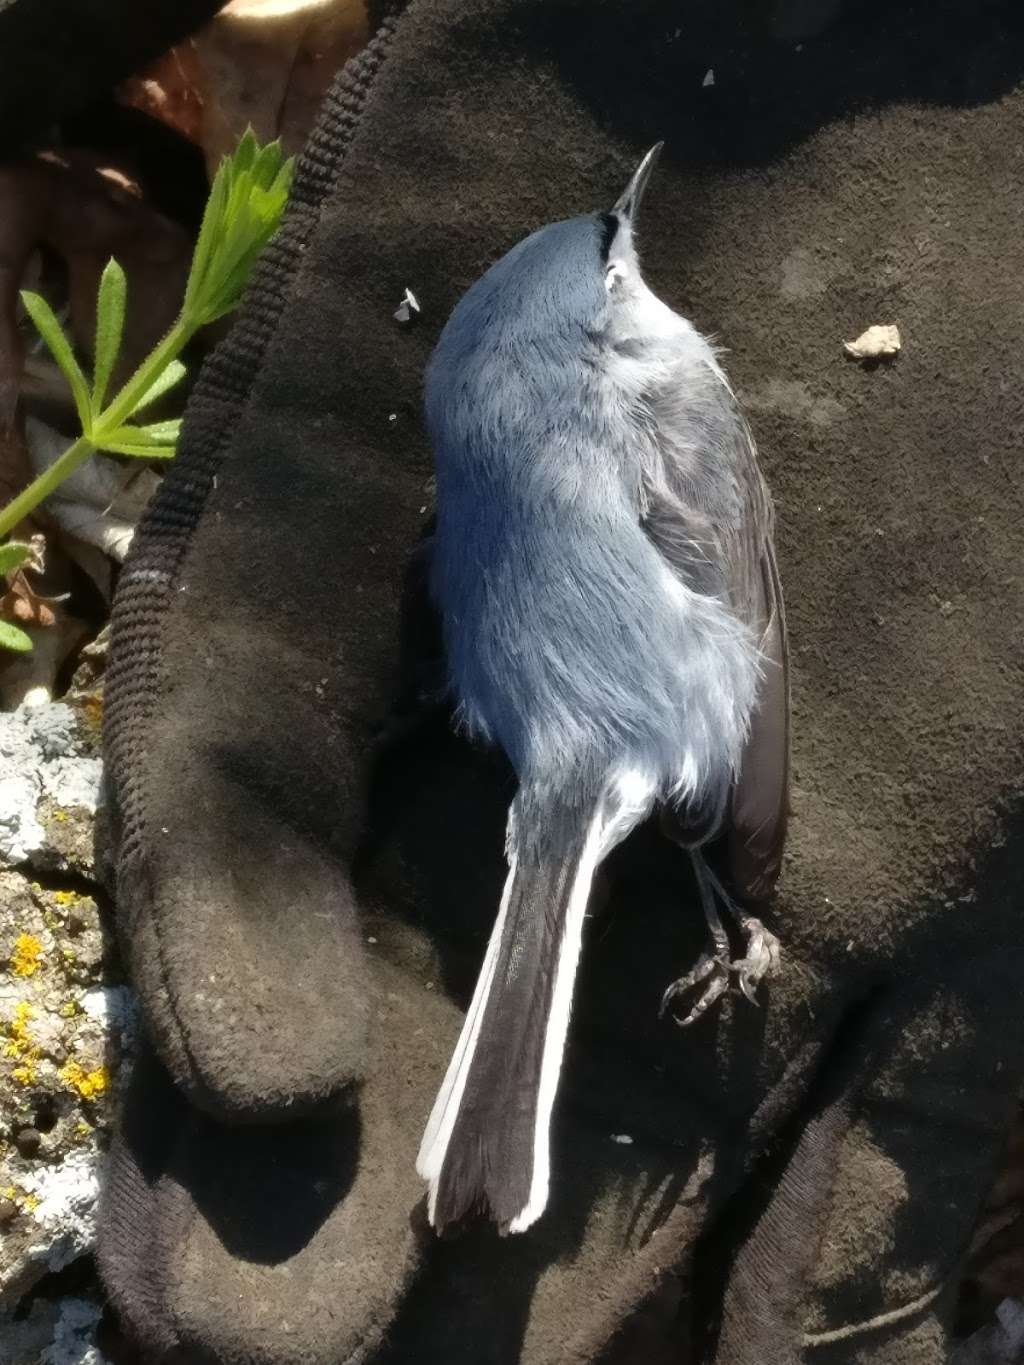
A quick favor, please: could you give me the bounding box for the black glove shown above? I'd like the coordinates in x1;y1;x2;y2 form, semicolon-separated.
99;1;1024;1361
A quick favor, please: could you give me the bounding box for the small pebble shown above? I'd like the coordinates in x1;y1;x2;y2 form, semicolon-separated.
610;1133;634;1145
843;323;901;360
14;1126;41;1157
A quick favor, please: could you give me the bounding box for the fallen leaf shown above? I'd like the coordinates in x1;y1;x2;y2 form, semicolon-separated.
119;0;371;177
117;44;207;147
0;530;89;705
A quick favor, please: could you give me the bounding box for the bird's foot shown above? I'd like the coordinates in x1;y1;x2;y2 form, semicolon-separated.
659;952;730;1027
659;916;781;1028
734;914;781;1003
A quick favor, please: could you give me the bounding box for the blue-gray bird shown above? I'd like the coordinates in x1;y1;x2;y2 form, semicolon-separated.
417;145;789;1235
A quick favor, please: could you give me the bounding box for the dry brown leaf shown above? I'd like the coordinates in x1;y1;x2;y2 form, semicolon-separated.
0;154;193;414
0;571;55;629
118;0;371;176
1;534;53;631
38;151;193;389
0;531;94;708
118;43;207;146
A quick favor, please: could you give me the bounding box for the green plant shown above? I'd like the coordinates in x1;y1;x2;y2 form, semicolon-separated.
0;541;36;652
0;131;293;649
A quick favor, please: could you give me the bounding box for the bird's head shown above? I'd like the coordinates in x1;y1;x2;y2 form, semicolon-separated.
431;144;671;372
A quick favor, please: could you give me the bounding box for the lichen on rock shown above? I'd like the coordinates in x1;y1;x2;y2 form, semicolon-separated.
0;702;103;874
0;702;133;1360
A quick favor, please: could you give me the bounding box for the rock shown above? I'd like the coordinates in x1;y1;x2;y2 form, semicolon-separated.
0;1293;110;1365
65;627;109;704
0;702;103;875
14;1125;41;1156
0;748;136;1310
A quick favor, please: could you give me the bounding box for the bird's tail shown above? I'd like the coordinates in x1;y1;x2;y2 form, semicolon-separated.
417;774;653;1234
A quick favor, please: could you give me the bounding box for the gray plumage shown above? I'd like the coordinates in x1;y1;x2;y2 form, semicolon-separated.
417;146;788;1235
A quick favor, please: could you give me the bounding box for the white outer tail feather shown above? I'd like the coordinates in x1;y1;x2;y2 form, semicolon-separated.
507;808;604;1231
416;853;518;1221
416;767;658;1233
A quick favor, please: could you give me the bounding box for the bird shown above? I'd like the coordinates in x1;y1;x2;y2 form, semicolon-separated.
416;144;789;1236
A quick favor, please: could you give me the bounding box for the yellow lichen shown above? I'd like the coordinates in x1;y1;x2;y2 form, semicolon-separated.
58;1000;80;1019
78;695;104;734
4;1002;42;1084
1;1185;40;1213
3;1002;35;1054
51;809;69;824
53;891;81;907
60;1060;109;1100
9;933;44;976
75;1120;93;1137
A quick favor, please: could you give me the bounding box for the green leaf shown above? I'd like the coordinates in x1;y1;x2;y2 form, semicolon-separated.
100;423;163;446
251;140;283;190
233;127;258;176
92;258;127;411
0;618;33;653
182;158;229;317
132;358;187;414
20;291;92;432
137;418;181;443
269;160;293;200
94;424;177;458
0;541;33;575
96;441;176;459
180;131;293;329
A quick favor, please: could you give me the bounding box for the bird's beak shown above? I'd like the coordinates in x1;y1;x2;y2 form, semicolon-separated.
612;142;664;222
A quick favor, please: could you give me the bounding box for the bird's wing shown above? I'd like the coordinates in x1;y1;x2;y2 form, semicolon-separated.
639;361;790;902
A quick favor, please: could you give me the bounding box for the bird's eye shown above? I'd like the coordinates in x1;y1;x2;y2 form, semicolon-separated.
605;260;628;292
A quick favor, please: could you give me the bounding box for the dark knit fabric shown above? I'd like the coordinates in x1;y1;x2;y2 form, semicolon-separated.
98;0;1024;1360
104;24;401;1120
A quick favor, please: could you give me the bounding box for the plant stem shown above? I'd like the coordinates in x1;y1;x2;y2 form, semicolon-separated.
97;316;194;432
0;316;196;541
0;435;94;539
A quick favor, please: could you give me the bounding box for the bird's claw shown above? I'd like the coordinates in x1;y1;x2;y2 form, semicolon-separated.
661;917;780;1028
736;916;780;1002
659;953;731;1027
